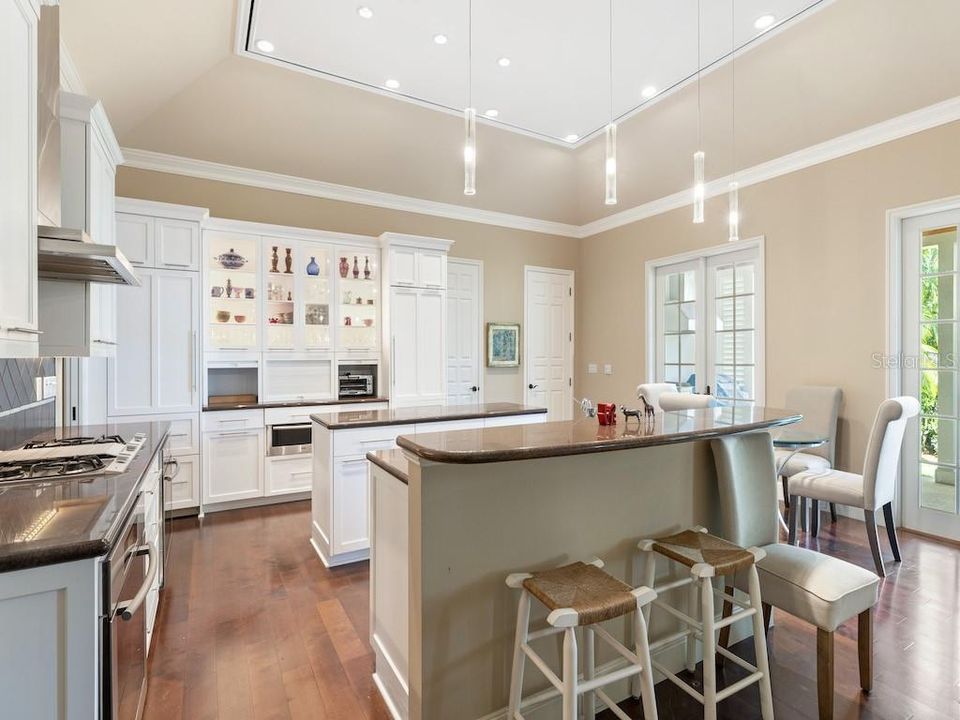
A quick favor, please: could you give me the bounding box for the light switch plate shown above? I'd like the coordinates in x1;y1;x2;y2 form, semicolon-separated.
604;364;613;375
587;363;597;374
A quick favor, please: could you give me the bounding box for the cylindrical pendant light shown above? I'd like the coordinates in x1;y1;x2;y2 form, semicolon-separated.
605;122;617;205
728;0;739;241
463;0;476;196
604;0;617;205
693;0;704;224
464;107;476;196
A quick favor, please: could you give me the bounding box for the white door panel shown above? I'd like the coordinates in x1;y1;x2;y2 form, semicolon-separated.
390;287;420;404
155;271;199;413
108;270;154;415
524;267;573;420
417;289;445;402
447;260;482;405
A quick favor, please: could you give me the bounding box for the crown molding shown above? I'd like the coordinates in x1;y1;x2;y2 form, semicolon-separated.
59;41;87;95
120;148;582;238
579;94;960;237
121;95;960;241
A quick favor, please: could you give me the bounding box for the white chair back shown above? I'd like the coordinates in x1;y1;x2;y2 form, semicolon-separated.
636;383;676;410
659;392;718;411
711;432;780;548
863;396;920;509
785;386;842;463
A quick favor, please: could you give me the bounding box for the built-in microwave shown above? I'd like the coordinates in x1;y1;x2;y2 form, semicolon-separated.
267;423;312;457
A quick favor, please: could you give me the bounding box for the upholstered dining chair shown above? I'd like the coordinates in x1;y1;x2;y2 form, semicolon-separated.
636;382;676;411
711;432;880;720
658;391;718;411
778;386;843;530
787;396;920;577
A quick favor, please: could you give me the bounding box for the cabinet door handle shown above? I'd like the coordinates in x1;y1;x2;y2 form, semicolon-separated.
190;331;197;394
216;431;253;437
164;261;192;268
391;337;396;389
7;327;43;335
117;542;159;621
93;339;118;346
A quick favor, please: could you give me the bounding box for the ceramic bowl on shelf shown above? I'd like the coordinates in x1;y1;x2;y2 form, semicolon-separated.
216;310;231;323
363;318;374;327
234;314;246;324
214;248;248;269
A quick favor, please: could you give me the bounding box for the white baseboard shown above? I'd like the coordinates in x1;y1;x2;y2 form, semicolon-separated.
309;531;369;568
201;491;310;514
372;634;408;720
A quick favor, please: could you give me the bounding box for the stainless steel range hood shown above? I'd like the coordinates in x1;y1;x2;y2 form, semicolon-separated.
38;227;141;286
35;6;139;288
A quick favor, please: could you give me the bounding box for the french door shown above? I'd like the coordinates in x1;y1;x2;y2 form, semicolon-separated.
652;242;764;405
901;209;960;541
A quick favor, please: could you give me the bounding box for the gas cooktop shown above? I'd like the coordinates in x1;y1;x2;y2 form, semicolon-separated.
0;433;147;483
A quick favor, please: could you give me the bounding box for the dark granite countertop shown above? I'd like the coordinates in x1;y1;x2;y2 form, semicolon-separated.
396;406;802;464
367;449;409;484
204;396;389;412
311;402;547;429
0;421;170;572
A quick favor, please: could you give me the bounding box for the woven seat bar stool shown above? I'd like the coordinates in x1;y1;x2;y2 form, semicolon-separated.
637;528;774;720
506;558;658;720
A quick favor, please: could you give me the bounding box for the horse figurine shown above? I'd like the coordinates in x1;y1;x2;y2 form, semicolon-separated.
621;405;643;424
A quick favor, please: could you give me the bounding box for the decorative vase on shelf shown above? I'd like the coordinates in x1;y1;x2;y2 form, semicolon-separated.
363;256;371;279
270;246;279;273
284;248;293;273
225;278;233;298
352;256;360;279
307;256;320;276
339;257;349;278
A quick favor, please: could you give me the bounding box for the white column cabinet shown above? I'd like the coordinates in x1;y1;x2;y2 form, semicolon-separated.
0;0;39;358
380;234;453;408
108;268;199;416
202;429;265;504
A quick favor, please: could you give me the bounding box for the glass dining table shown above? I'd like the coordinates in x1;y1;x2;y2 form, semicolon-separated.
771;428;829;533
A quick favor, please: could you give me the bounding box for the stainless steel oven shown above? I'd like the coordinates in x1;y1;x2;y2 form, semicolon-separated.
267;422;312;456
101;492;159;720
338;363;377;399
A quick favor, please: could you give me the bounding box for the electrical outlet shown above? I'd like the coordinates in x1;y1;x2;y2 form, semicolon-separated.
604;364;613;375
587;363;598;374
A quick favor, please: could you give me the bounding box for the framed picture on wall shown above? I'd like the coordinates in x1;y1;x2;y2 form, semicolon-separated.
487;323;520;367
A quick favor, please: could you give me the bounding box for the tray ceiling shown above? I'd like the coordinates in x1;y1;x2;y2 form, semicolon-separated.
243;0;828;144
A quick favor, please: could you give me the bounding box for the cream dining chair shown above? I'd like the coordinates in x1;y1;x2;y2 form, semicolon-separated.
787;396;920;577
778;386;843;531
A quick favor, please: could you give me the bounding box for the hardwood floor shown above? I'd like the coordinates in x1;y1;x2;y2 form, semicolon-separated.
145;502;960;720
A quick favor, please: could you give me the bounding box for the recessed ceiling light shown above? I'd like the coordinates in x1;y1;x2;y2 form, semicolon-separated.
641;85;658;99
754;14;775;30
433;33;448;45
564;134;580;143
357;6;374;19
384;78;400;90
255;39;275;53
484;109;499;118
497;57;511;67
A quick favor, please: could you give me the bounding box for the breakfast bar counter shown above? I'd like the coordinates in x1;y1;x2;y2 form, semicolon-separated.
368;406;800;720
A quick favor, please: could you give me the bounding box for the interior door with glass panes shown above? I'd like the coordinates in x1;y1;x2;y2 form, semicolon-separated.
901;210;960;541
706;249;763;405
655;260;705;392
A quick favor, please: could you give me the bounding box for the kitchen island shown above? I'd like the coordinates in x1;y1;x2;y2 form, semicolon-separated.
368;406;800;720
311;402;547;566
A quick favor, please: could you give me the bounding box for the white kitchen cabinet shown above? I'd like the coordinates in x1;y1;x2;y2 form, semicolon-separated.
108;268;199;416
0;0;40;357
38;279;119;357
116;206;202;272
388;287;446;407
389;287;420;406
332;458;371;555
143;460;162;648
202;429;264;504
265;454;312;497
263;354;335;402
165;454;199;512
383;239;448;290
416;289;446;403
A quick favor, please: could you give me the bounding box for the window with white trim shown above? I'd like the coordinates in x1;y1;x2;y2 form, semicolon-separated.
649;241;765;405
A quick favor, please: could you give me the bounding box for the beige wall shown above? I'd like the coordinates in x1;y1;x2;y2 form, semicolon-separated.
577;120;960;473
116;167;579;403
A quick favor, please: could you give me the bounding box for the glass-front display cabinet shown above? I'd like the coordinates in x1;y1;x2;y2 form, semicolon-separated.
335;247;379;351
263;241;296;350
302;242;332;350
207;232;260;350
262;239;332;351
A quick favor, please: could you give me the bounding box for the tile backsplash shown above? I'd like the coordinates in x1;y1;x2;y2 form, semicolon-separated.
0;359;57;449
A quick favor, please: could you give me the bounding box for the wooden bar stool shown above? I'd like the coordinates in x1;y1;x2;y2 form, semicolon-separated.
506;558;658;720
637;528;774;720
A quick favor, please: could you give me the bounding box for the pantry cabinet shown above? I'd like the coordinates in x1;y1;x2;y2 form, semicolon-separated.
0;0;40;357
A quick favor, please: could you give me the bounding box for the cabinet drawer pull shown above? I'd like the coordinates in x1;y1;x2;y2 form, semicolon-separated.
216;430;254;437
7;327;43;335
93;340;118;345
